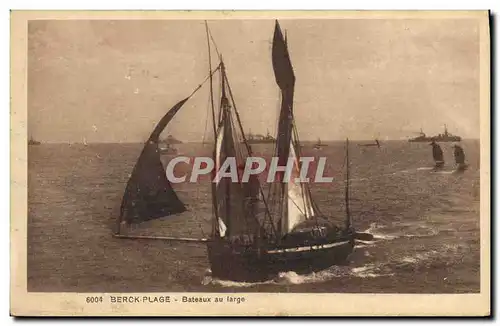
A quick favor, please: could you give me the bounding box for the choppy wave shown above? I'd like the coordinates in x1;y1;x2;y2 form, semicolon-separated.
431;170;456;175
362;220;442;241
202;263;394;288
362;223;399;240
417;167;434;171
199;216;462;289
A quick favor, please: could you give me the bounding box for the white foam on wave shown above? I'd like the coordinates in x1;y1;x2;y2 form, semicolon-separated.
396;222;440;238
403;229;439;238
400;257;418;264
431;170;455;175
276;268;348;284
202;242;470;288
202;263;394;288
362;221;441;241
373;233;399;240
201;269;274;288
351;264;394;278
202;276;271;288
397;250;440;266
361;223;399;240
355;240;375;248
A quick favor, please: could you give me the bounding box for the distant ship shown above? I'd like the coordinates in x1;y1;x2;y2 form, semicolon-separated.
246;130;276;144
159;143;178;155
161;135;182;145
313;138;327;150
408;125;462;142
358;139;381;148
28;136;41;146
158;135;180;155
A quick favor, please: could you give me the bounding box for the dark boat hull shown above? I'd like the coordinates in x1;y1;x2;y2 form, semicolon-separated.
207;237;355;282
409;136;461;142
246;140;276;144
159;148;178;155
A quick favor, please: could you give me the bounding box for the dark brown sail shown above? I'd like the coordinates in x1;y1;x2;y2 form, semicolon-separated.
118;98;189;227
270;20;299;235
272;20;295;90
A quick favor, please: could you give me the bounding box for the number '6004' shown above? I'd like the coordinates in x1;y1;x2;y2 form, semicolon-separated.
86;296;103;303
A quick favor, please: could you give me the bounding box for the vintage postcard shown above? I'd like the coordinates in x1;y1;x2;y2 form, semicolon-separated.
11;10;490;316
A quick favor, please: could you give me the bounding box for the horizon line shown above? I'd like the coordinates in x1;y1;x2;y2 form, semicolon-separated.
31;138;481;145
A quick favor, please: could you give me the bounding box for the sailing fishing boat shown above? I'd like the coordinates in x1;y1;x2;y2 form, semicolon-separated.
430;140;444;169
114;20;372;282
453;144;468;171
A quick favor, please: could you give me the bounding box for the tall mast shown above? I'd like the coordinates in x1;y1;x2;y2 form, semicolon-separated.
345;138;351;230
220;59;232;234
223;71;278;239
205;21;217;136
205;22;219;237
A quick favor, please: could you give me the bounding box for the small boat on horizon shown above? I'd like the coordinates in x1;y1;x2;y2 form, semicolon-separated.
245;130;276;144
409;125;462;142
159;143;178;155
313;138;327;150
358;139;381;148
162;135;183;145
28;136;41;146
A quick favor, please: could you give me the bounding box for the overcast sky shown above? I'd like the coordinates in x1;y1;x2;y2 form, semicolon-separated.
28;18;480;143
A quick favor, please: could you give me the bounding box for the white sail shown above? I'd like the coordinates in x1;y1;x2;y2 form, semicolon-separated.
218;218;227;237
214;122;226;237
214;123;225;177
286;138;315;232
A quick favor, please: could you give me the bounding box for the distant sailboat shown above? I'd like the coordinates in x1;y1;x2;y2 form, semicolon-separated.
430;140;444;168
313;138;327;150
453;144;468;171
358;139;381;148
113;20;373;282
28;136;41;146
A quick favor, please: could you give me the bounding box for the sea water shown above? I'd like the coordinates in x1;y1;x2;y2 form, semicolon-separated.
27;140;480;293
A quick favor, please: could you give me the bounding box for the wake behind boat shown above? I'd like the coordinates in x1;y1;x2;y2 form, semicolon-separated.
113;20;372;282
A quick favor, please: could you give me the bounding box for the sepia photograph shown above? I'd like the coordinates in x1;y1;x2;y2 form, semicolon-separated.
11;10;490;316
